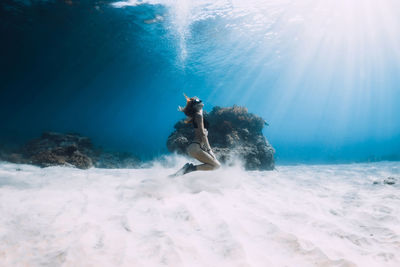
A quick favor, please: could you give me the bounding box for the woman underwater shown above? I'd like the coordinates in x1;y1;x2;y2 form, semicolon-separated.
173;94;221;176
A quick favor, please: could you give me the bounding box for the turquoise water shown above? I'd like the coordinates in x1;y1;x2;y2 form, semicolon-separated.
1;0;399;162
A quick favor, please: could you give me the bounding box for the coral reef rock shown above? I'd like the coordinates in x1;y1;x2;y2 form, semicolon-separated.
167;106;275;170
0;132;141;169
23;132;94;169
383;177;397;185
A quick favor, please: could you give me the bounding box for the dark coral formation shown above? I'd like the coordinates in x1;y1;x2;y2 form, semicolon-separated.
383;177;398;185
373;176;399;185
0;132;140;169
24;132;94;169
167;106;275;170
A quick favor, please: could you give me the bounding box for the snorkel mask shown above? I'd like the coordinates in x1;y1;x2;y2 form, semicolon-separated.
183;93;202;105
192;98;202;105
178;93;202;115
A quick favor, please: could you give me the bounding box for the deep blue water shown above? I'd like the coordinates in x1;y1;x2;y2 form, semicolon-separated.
1;0;399;162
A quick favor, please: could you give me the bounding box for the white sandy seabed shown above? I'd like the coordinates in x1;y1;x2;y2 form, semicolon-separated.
0;157;399;267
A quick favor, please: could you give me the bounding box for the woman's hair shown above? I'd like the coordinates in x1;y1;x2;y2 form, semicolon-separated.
178;94;201;123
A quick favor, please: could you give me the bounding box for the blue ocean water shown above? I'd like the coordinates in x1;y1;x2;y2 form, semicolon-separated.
1;0;399;162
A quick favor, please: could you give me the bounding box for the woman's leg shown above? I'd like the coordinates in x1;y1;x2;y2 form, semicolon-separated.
187;144;221;171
